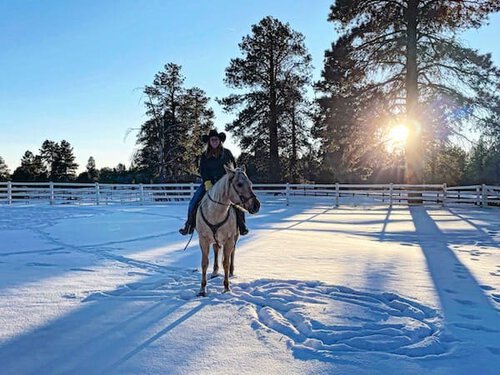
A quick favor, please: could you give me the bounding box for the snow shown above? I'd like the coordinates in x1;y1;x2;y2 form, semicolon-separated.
0;200;499;374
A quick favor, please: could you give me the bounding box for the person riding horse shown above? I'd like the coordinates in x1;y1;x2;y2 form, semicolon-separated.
179;129;249;236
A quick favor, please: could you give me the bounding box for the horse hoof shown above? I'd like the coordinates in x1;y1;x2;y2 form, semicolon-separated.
223;288;230;294
210;273;219;279
197;290;207;297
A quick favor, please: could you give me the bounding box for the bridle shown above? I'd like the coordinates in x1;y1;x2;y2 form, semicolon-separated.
200;173;257;247
206;174;256;208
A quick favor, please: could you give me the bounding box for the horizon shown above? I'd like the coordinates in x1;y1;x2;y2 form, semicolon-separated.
1;1;499;174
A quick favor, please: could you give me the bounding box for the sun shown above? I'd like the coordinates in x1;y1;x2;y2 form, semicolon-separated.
387;124;409;151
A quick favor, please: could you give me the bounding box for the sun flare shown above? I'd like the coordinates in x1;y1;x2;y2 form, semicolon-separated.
387;124;409;150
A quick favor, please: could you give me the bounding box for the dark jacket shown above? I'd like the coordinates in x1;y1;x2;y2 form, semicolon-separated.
199;148;235;184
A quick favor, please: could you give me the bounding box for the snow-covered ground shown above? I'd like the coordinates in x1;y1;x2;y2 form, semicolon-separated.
0;199;499;374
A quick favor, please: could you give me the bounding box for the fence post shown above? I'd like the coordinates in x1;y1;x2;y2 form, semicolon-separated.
139;184;144;204
191;183;195;198
49;182;55;205
476;185;480;206
335;183;340;207
442;183;447;207
389;183;393;207
482;184;488;208
286;183;290;206
7;181;12;205
95;182;100;205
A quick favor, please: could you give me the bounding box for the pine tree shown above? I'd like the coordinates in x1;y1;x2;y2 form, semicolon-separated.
135;64;213;182
424;143;467;185
280;81;313;182
314;55;390;183
52;140;78;182
0;157;10;181
465;137;500;184
86;156;99;182
39;140;58;180
220;16;312;182
77;156;99;182
322;0;500;183
12;151;47;182
180;87;214;175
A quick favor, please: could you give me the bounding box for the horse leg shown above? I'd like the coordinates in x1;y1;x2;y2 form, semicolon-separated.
222;241;235;293
198;238;210;297
229;244;235;277
211;243;220;278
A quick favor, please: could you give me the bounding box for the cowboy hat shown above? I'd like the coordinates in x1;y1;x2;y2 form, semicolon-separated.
202;129;226;143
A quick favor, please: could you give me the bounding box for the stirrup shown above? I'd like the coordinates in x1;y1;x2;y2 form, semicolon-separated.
239;226;249;236
179;225;191;235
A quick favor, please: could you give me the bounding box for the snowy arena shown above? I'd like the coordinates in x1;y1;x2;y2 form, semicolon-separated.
1;198;499;374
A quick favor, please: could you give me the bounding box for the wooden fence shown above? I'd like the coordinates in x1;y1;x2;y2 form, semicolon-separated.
0;182;498;207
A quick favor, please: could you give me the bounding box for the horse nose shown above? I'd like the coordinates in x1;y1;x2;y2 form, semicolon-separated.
253;198;261;213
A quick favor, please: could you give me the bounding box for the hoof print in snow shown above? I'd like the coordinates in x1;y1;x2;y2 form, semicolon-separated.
229;280;451;360
487;347;500;355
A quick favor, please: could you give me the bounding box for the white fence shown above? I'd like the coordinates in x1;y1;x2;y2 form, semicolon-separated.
0;181;498;207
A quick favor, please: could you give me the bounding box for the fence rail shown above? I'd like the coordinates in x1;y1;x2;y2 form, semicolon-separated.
0;182;498;207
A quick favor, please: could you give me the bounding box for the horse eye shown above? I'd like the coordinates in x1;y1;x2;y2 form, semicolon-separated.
237;182;243;188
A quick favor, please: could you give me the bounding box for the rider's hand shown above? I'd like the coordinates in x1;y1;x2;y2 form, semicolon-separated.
204;180;213;191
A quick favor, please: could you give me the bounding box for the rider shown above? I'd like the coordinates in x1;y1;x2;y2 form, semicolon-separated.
179;129;249;236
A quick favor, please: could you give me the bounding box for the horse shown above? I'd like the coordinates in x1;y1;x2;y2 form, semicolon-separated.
195;164;261;297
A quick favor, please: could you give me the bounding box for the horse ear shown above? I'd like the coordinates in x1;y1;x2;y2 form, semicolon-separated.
240;164;246;173
224;164;235;175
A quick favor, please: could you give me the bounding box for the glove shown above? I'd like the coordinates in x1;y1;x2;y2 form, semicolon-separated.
204;180;213;191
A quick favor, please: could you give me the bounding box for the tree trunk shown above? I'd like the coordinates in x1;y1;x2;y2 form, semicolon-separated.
158;118;166;183
405;0;423;186
269;48;281;182
291;105;297;182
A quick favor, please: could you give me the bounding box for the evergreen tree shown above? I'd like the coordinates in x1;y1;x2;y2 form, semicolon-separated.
39;140;58;180
424;143;467;185
180;87;214;175
0;157;10;181
77;156;99;182
135;64;213;182
465;137;500;184
53;140;78;182
220;16;312;182
321;0;500;183
280;82;313;182
11;151;47;182
86;156;99;182
314;65;390;183
98;164;134;184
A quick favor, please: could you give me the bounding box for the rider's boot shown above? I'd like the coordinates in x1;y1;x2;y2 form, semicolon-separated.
179;208;197;235
235;208;249;236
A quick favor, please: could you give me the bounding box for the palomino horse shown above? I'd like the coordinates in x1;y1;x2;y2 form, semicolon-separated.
195;164;261;296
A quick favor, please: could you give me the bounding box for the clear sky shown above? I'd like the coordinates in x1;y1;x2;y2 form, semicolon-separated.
1;0;499;173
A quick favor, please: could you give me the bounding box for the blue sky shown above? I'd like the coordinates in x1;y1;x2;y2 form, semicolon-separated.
0;1;499;172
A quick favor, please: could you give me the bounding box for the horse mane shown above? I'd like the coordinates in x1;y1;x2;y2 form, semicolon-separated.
206;164;241;203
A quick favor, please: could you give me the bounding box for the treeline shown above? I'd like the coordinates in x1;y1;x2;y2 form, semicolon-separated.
0;140;157;184
3;2;500;185
0;141;495;185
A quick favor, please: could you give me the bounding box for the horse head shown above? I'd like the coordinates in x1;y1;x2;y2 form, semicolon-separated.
224;164;261;214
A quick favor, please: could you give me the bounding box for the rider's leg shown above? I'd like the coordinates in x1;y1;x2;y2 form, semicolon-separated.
179;184;205;235
234;206;249;236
